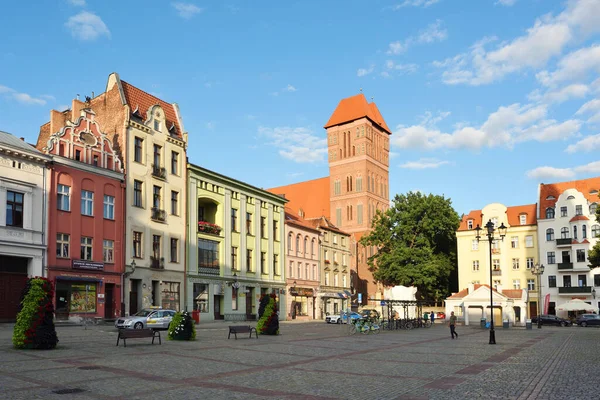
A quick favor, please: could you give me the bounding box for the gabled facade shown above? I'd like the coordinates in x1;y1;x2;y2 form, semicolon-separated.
187;164;286;321
40;107;125;321
0;131;51;321
537;178;600;315
457;203;538;319
284;211;321;320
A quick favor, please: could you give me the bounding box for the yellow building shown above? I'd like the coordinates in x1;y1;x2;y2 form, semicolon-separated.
456;203;538;324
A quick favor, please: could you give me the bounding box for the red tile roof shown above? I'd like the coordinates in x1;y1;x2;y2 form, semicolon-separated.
458;210;482;231
267;177;330;219
539;177;600;213
570;215;590;222
448;284;523;299
458;204;537;231
121;81;182;136
324;94;392;134
284;211;321;233
304;216;349;236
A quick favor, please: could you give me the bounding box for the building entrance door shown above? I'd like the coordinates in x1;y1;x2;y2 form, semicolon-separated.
214;295;223;320
104;284;114;319
245;287;254;320
0;256;28;321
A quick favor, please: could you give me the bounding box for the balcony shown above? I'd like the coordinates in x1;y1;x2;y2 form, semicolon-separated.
558;286;592;294
198;221;222;236
151;207;166;222
151;164;167;179
198;264;220;276
556;238;572;247
492;269;502;276
150;256;164;269
557;262;573;271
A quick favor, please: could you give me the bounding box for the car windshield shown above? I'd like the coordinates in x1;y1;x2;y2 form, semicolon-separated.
134;310;153;317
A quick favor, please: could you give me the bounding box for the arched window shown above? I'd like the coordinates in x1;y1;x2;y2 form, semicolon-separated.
288;233;293;251
304;237;308;254
583;225;587;239
560;227;569;239
545;208;555;219
311;239;315;256
546;228;554;241
296;235;300;254
573;226;578;240
593;225;600;238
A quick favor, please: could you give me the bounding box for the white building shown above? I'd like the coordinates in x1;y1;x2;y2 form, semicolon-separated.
0;131;51;321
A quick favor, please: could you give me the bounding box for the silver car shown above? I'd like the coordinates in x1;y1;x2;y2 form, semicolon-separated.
114;308;176;330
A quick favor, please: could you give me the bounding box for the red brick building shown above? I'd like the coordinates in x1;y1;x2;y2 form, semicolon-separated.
40;105;125;321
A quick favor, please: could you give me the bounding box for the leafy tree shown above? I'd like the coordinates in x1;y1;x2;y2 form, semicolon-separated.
587;204;600;268
360;192;460;301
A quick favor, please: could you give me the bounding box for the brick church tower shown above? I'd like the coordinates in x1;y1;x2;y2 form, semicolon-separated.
324;94;391;305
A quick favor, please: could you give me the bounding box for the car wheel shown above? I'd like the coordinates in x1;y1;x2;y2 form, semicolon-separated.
336;319;341;324
560;321;566;327
581;321;588;327
134;322;144;329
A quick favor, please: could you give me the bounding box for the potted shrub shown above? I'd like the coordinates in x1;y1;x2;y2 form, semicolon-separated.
256;293;279;335
167;311;196;341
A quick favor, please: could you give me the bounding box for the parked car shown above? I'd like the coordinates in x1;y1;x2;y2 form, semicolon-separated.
326;311;361;324
115;308;176;330
531;315;572;327
576;313;600;327
359;309;381;320
435;312;446;320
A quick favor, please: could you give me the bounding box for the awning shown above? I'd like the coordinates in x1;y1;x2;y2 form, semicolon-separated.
556;299;598;312
56;276;103;283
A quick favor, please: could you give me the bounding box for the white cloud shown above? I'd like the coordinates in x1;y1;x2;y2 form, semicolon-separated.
495;0;517;6
172;2;203;19
528;83;589;104
0;85;48;105
527;160;600;180
382;61;418;78
400;158;450;169
565;133;600;153
575;98;600;123
386;41;406;55
434;0;600;85
392;0;440;9
283;84;296;92
357;64;375;77
65;11;110;41
205;121;216;130
386;20;447;55
536;45;600;87
67;0;86;6
258;126;328;163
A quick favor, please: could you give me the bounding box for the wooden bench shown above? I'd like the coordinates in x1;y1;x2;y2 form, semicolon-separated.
116;329;161;347
228;325;258;340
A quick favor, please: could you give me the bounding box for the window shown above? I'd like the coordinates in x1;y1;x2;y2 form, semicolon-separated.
133;180;143;207
492;259;500;270
511;236;518;248
334;273;339;286
513;279;521;289
525;235;534;248
303;237;308;254
56;233;70;258
545;208;555;219
103;195;115;219
526;257;534;269
261;217;266;238
342;254;347;266
170;238;178;263
171;191;178;215
75;149;81;161
231;209;238;232
103;240;114;263
342;274;347;288
273;220;278;240
595;274;600;287
561;206;568;217
134;137;143;162
154;119;161;132
527;279;535;291
357;204;363;224
547;251;556;264
93;155;99;166
493;280;501;289
287;233;293;251
472;240;479;251
577;249;586;262
153;144;162;167
512;258;520;270
593;225;600;238
356;177;363;192
560;227;569;239
289;261;293;277
472;260;479;271
261;252;266;274
80;237;93;260
171;151;179;175
590;203;598;216
273;254;279;275
232;286;238;310
296;235;300;254
548;275;557;288
81;190;94;216
583;225;587;239
333;235;338;244
467;220;473;230
576;205;583;216
231;246;237;270
152;186;161;209
546;228;554;241
246;249;253;272
152;235;161;258
57;184;70;211
6;191;24;227
336;208;341;227
563;275;572;287
133;231;142;258
574;226;578;239
246;212;252;234
325;272;330;286
334;180;341;195
519;215;527;225
197;238;219;270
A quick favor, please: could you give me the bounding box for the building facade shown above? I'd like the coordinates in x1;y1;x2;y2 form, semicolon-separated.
41;107;125;321
187;164;287;321
456;203;538;325
537;179;600;316
0;131;50;321
285;212;321;320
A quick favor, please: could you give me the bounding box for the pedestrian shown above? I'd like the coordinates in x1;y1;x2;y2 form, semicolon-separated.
449;311;458;339
430;311;435;325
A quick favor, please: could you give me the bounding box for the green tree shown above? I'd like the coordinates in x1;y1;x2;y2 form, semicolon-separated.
588;205;600;268
360;192;460;301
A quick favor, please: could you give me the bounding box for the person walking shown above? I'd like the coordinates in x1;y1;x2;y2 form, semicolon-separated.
430;311;435;325
449;311;458;339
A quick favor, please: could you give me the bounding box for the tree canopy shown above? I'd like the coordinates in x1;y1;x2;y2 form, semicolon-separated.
360;191;460;301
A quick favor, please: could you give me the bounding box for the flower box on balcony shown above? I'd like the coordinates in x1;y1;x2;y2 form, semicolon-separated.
333;261;339;266
324;260;331;265
198;221;222;235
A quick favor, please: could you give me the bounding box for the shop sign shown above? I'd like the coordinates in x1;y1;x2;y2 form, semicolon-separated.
289;287;314;297
72;260;104;271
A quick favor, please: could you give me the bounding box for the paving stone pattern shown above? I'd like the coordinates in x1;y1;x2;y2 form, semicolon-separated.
0;321;597;399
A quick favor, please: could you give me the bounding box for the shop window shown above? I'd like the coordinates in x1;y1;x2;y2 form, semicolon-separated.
161;281;180;311
70;284;96;313
193;283;208;312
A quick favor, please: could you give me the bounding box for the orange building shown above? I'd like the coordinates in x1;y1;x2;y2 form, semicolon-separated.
268;94;391;307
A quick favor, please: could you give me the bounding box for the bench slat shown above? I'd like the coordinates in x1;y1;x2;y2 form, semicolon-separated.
228;325;258;340
116;329;161;347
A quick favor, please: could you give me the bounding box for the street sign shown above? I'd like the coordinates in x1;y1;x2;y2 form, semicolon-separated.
358;293;362;304
380;301;386;306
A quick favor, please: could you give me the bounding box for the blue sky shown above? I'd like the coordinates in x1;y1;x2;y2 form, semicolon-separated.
1;0;600;215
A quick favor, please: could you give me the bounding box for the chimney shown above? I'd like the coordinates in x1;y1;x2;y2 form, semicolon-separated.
467;282;475;294
20;137;25;141
496;284;503;294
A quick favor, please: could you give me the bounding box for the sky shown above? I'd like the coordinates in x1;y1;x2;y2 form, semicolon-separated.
1;0;600;216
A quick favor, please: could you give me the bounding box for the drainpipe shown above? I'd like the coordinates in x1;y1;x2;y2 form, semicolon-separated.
42;162;48;278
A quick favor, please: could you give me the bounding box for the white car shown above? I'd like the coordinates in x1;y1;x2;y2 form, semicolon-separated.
114;308;176;330
326;312;361;324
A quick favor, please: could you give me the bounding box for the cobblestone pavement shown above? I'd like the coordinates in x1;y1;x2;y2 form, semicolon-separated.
1;321;598;399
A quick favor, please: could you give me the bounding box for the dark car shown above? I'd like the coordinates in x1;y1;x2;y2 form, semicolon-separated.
576;313;600;327
531;315;572;327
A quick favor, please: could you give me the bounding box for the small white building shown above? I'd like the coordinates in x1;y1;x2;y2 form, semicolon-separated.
445;283;529;326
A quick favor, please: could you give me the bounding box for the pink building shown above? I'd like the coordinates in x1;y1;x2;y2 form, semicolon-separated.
40;105;125;321
285;210;321;320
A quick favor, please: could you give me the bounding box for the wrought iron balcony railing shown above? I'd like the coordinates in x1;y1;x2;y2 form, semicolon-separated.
151;164;167;179
151;207;166;222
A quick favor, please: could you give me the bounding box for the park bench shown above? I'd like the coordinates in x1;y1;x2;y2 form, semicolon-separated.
228;325;258;340
116;329;161;347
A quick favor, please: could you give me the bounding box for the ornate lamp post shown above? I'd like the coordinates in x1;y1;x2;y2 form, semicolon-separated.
475;220;507;345
530;263;545;329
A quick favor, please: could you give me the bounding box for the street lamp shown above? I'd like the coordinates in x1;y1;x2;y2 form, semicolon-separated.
530;263;545;329
475;219;507;345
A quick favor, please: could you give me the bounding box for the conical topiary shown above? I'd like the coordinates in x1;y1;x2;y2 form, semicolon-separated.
256;293;279;335
13;277;59;349
167;311;196;340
